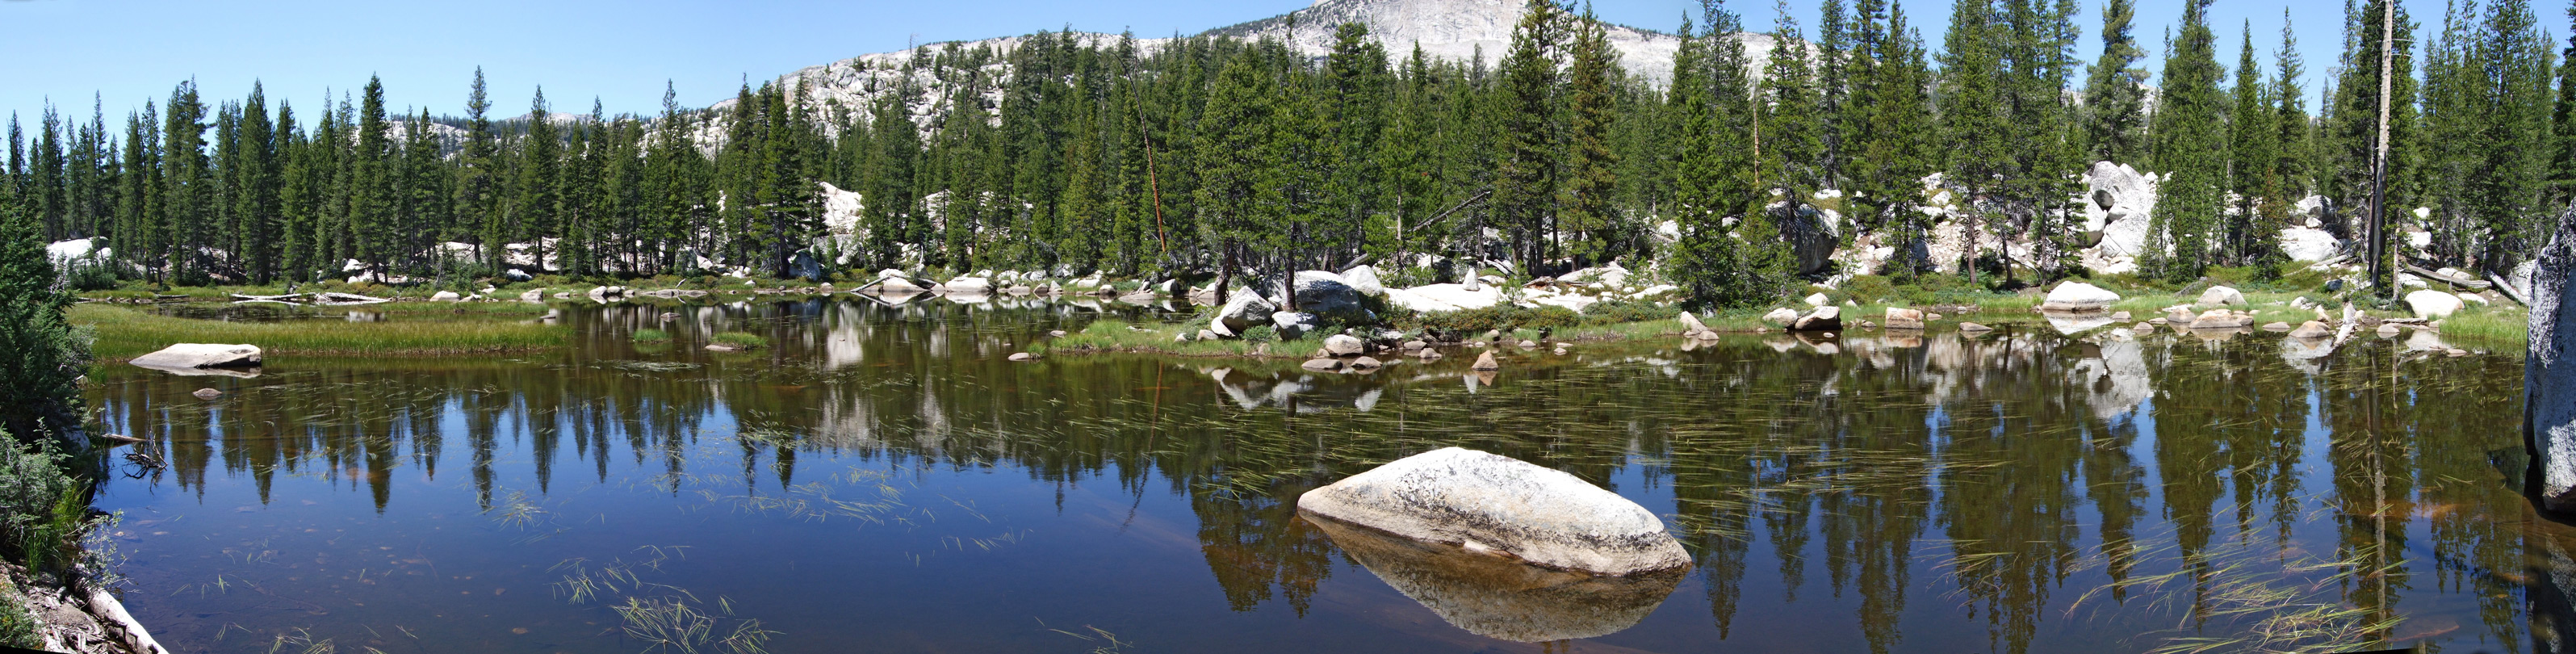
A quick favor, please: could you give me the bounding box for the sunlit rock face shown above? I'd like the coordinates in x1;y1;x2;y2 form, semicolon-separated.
1303;513;1688;642
2528;204;2576;514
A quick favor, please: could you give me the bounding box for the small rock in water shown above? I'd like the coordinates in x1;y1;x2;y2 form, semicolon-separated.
1517;339;1538;348
1350;356;1384;370
1049;329;1068;337
1472;351;1501;371
2289;321;2332;338
1925;312;1944;321
1958;322;1992;332
2110;311;2131;321
1401;340;1427;351
1552;348;1568;356
2262;321;2292;332
2147;317;2167;325
1303;358;1344;371
1008;352;1037;362
191;388;223;400
2447;348;2469;357
2377;324;2403;337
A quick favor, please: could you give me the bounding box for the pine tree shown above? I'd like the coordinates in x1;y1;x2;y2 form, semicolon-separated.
2082;0;2148;163
2324;0;2420;275
459;69;504;271
234;83;280;283
1560;7;1623;265
161;82;211;283
1322;22;1390;269
2142;0;2227;282
1940;0;2007;282
1492;0;1563;272
516;88;560;272
2228;23;2278;268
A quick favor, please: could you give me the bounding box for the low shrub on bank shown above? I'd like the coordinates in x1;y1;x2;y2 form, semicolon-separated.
0;431;101;581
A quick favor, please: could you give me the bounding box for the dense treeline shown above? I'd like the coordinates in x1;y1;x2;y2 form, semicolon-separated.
1;0;2571;305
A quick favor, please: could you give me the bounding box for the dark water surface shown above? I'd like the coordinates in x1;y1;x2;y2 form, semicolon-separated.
86;298;2559;653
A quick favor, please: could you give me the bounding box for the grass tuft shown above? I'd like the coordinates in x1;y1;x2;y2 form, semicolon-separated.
633;329;672;342
70;304;566;359
710;332;769;350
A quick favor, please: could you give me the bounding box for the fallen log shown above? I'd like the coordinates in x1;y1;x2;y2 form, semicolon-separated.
2490;272;2533;306
2402;262;2494;289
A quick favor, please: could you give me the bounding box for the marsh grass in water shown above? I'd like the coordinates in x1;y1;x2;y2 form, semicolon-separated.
633;329;672;342
71;304;566;358
710;332;768;350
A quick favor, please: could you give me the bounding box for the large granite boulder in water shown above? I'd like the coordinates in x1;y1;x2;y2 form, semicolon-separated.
130;344;262;371
2040;281;2122;312
1304;512;1688;642
2531;202;2576;514
1296;447;1691;576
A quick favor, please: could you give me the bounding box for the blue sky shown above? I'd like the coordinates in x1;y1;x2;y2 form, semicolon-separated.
1;0;2566;127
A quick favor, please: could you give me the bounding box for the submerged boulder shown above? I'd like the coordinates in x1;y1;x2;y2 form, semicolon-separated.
131;344;262;371
1296;447;1692;576
1305;512;1687;642
2289;321;2333;339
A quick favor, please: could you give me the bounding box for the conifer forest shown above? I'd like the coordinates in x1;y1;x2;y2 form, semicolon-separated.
1;0;2565;307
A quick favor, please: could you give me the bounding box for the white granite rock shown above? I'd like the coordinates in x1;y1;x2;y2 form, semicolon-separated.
1296;447;1692;576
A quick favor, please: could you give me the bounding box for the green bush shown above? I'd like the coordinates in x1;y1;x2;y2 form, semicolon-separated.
1842;275;1897;304
1238;325;1279;343
0;578;35;648
0;207;88;442
0;433;86;578
711;332;769;349
1580;299;1666;325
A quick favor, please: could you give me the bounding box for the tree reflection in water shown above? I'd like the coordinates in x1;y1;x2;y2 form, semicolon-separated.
84;300;2558;653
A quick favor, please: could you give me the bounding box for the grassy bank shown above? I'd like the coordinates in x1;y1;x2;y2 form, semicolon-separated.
72;304;568;359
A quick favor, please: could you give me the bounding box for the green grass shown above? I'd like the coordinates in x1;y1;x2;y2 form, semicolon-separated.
70;304;568;359
1036;320;1277;357
633;329;672;342
2437;305;2530;346
0;577;36;649
710;332;769;349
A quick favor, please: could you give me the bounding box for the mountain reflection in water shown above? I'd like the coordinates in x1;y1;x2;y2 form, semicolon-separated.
82;298;2558;653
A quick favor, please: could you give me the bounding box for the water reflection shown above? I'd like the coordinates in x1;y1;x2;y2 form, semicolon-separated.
87;299;2553;653
1305;513;1690;641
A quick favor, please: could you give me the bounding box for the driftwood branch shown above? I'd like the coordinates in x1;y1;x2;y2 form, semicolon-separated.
1406;189;1495;237
2490;272;2533;306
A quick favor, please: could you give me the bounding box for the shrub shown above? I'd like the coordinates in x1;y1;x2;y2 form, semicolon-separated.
1842;275;1897;304
0;579;35;648
61;254;119;292
0;432;90;579
1580;299;1666;325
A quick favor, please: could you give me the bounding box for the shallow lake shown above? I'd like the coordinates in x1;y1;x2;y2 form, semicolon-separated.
86;297;2561;653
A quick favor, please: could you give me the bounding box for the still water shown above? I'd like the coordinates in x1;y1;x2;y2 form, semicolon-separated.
86;298;2558;653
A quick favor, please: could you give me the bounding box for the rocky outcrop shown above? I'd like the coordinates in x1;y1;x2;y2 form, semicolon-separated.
130;344;262;371
1292;270;1372;320
1883;307;1925;330
1341;265;1388;296
1790;306;1841;332
1383;283;1503;312
1214;291;1277;336
1296;447;1692;576
1271;311;1321;340
2197;286;2246;307
1761;307;1801;328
